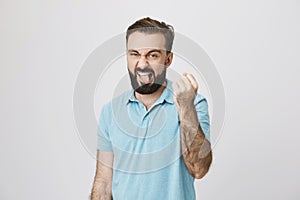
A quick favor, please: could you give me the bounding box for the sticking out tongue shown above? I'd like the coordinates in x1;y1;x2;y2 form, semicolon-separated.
137;71;153;84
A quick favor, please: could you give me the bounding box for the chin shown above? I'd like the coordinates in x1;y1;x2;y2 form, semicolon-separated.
135;83;162;94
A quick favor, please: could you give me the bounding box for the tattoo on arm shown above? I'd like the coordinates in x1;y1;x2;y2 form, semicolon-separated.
179;104;213;179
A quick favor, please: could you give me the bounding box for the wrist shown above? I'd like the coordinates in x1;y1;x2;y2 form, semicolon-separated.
178;101;194;114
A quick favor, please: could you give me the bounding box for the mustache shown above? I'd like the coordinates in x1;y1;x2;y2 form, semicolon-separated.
135;67;155;75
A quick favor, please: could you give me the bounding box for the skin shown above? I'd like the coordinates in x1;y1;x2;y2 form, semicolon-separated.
91;31;212;199
127;31;173;108
172;73;213;179
91;151;113;200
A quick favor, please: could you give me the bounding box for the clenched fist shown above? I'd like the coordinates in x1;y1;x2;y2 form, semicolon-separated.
172;73;198;110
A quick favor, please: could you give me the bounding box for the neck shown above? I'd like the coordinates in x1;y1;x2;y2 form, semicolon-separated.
135;80;167;110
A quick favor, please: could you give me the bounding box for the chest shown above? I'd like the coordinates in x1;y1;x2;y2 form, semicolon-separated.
108;102;180;153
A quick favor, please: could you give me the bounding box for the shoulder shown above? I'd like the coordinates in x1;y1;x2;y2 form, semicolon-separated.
102;90;132;111
194;92;207;104
111;90;132;104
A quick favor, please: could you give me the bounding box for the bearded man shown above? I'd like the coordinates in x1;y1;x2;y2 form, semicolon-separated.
91;17;212;200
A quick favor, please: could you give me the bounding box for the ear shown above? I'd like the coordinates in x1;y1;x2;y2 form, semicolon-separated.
165;52;173;67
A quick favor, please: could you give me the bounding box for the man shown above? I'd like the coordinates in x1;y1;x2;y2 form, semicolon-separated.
91;17;212;200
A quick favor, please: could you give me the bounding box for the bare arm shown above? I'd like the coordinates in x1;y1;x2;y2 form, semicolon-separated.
173;73;212;179
91;150;114;200
179;103;212;179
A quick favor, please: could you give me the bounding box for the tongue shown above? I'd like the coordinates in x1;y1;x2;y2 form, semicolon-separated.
140;74;151;84
137;71;153;84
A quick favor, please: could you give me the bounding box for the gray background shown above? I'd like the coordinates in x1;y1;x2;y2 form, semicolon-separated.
1;0;299;199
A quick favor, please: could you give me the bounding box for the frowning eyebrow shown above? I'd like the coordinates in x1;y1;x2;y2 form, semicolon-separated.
127;49;163;54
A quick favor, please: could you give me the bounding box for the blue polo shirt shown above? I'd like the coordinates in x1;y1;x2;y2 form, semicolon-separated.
97;79;210;200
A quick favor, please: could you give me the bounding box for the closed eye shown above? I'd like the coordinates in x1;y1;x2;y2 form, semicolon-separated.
130;52;139;56
148;53;158;58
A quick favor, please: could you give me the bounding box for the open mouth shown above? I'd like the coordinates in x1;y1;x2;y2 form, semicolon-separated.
136;71;154;85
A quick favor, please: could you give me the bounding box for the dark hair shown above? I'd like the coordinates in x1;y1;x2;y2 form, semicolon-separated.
126;17;175;52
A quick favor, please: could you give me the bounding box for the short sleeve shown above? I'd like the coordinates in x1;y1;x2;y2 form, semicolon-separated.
97;104;113;152
194;94;210;142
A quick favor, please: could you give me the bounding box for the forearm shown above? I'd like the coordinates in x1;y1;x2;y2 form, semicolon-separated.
91;177;112;200
179;103;212;179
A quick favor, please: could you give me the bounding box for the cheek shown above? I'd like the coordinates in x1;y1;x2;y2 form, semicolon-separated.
127;59;135;72
151;61;166;73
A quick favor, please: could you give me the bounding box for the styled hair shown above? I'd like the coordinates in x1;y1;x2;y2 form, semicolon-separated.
126;17;175;52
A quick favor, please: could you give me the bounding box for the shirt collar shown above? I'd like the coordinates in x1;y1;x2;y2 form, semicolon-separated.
127;79;174;105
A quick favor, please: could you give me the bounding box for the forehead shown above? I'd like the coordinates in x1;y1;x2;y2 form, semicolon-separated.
127;31;166;51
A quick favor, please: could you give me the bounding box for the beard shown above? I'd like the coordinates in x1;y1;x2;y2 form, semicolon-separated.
128;66;167;95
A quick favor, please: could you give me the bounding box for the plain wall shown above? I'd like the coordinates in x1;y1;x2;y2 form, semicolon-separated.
1;0;299;199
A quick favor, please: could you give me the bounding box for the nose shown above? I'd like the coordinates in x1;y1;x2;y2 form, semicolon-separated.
136;55;149;69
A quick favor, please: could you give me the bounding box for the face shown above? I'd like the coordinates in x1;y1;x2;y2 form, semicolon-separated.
127;31;173;94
